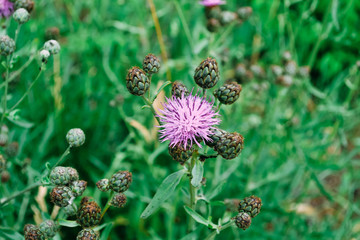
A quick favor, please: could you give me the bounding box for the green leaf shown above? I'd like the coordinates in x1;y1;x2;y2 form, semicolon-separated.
140;169;186;219
58;219;79;228
184;206;215;229
0;228;23;240
6;110;34;128
141;105;151;110
100;223;114;240
151;81;172;102
206;181;226;200
191;159;204;188
93;222;113;232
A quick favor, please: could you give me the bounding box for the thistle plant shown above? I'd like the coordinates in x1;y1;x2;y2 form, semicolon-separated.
126;54;261;238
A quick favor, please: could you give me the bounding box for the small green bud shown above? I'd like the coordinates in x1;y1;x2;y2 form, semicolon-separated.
77;229;99;240
77;199;102;228
96;179;110;192
168;144;193;165
63;202;78;216
213;81;242;105
13;8;30;24
238;195;262;218
66;128;85;147
50;186;74;207
39;50;50;63
44;40;60;55
109;170;132;193
171;81;189;98
142;54;160;74
234;212;251;230
0;35;15;56
49;166;71;185
71;180;87;197
215;132;244;160
110;193;127;208
194;57;219;89
39;220;59;239
126;67;150;96
67;167;79;182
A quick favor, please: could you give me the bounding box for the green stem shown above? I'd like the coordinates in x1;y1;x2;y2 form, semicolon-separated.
101;191;115;219
148;75;152;99
141;95;161;125
51;146;71;171
205;220;234;240
173;0;194;54
0;57;10;127
9;65;44;111
188;153;197;232
0;55;35;89
0;182;43;207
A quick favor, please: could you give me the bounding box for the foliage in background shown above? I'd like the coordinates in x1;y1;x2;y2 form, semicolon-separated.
1;0;360;239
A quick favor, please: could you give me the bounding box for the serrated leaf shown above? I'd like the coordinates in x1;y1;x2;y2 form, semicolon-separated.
184;206;214;228
151;81;172;102
58;219;79;227
191;159;204;188
140;169;186;219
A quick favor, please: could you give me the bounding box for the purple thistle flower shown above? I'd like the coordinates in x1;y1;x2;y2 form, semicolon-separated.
0;0;14;18
158;92;220;149
199;0;226;7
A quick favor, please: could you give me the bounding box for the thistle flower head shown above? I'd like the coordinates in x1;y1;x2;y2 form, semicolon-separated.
0;0;14;18
199;0;225;7
158;92;220;149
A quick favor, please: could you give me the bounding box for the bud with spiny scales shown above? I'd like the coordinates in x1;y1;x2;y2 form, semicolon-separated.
63;202;78;216
50;186;73;207
44;40;60;55
13;8;30;24
110;193;127;208
205;128;227;148
234;212;251;230
171;81;189;98
168;144;193;165
238;195;262;218
66;128;85;147
215;132;244;160
71;180;87;197
213;81;242;105
109;170;132;193
50;166;71;185
194;57;219;89
15;0;34;13
142;54;160;74
126;67;150;96
96;179;110;192
77;198;102;228
24;224;45;240
77;229;98;240
39;220;59;239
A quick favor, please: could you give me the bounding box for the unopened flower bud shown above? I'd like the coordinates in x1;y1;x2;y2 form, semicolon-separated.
1;170;10;183
50;186;73;207
213;81;242;105
13;8;30;24
71;180;87;197
63;202;78;216
282;51;292;62
39;220;58;239
66;128;85;147
220;11;237;25
194;57;219;89
168;144;193;165
67;167;79;182
44;40;60;55
204;6;221;19
206;18;221;32
39;50;50;63
126;67;150;96
15;0;34;13
205;128;227;148
77;198;101;228
215;132;244;160
238;195;262;218
96;179;110;192
142;54;160;74
171;81;189;98
284;60;297;76
0;35;15;56
234;212;251;230
250;65;265;79
276;75;293;87
237;7;252;21
24;224;45;240
5;141;19;158
110;193;127;208
77;229;99;240
109;170;132;193
50;166;71;185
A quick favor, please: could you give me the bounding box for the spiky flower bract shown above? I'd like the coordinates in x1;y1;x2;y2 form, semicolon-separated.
158;93;220;149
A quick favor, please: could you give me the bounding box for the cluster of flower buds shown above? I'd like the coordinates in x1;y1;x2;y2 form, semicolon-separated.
235;63;266;83
49;166;87;207
96;170;132;208
126;54;160;96
232;195;262;230
24;220;59;240
206;129;244;160
74;197;101;239
199;0;253;32
14;0;34;13
39;39;61;64
271;51;310;86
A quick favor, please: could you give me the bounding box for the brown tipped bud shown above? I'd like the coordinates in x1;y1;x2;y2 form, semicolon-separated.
168;144;194;165
96;178;110;192
238;195;262;218
234;212;252;230
171;81;190;98
45;27;60;40
5;142;19;158
205;6;221;19
220;11;237;25
109;170;132;193
71;180;87;197
249;65;265;79
77;199;102;228
206;18;221;32
194;57;220;89
126;67;150;96
1;170;10;183
215;132;244;160
271;65;283;77
0;155;6;174
284;60;297;76
237;7;252;21
24;224;45;240
15;0;34;13
143;54;160;74
50;186;73;207
213;81;242;105
276;75;293;87
110;193;127;208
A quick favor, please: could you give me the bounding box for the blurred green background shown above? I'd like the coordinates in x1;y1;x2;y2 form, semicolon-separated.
1;0;360;239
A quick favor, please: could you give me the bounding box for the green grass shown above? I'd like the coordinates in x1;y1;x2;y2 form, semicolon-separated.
1;0;360;239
